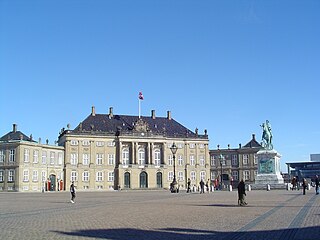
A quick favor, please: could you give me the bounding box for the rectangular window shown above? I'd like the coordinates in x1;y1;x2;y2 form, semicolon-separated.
71;153;78;165
8;169;14;182
200;171;206;181
210;171;216;181
178;171;184;181
24;149;30;162
168;155;173;166
108;171;114;182
83;153;89;165
70;140;78;146
210;155;215;166
23;170;29;182
71;171;77;182
122;149;129;166
243;154;249;165
96;153;103;165
178;155;183;166
244;170;250;181
190;171;196;181
199;155;205;166
32;170;38;182
9;149;15;162
254;154;258;165
33;150;39;163
154;150;161;167
190;155;195;166
0;170;3;182
199;144;204;149
83;171;89;182
41;171;46;182
107;141;115;147
108;154;114;165
0;150;5;162
42;151;47;164
82;140;90;146
232;171;239;181
168;171;173;181
58;152;63;165
189;143;195;149
96;171;103;182
50;152;55;165
232;154;238;166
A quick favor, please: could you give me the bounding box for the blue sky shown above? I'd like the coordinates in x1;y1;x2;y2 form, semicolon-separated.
1;0;319;172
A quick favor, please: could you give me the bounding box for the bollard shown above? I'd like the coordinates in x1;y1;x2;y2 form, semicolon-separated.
247;184;251;191
229;185;232;192
286;183;291;191
267;184;271;191
307;183;311;191
211;185;215;192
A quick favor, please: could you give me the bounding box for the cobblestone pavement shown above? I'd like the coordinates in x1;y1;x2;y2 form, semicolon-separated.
0;189;319;240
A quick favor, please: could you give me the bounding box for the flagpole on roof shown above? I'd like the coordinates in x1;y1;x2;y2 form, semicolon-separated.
138;91;144;118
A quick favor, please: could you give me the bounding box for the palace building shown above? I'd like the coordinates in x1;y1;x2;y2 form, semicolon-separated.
57;107;210;191
0;124;64;192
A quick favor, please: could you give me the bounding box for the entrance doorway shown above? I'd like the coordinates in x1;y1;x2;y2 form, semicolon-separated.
124;172;131;188
156;172;163;188
140;171;148;188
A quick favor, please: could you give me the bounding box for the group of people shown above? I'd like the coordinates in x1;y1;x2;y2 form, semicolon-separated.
186;178;247;206
291;175;319;195
68;175;320;204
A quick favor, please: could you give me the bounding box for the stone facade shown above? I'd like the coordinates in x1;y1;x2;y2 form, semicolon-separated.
58;107;210;191
209;134;262;188
0;124;64;192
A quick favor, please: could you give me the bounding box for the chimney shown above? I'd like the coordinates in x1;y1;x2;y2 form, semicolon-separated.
151;110;156;119
167;111;172;120
13;124;17;133
91;106;96;116
109;107;113;118
252;134;256;140
239;143;242;149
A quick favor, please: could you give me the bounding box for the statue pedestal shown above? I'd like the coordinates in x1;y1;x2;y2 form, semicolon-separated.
252;149;285;190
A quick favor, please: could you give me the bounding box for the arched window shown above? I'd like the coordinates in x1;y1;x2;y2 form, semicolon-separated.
122;148;129;166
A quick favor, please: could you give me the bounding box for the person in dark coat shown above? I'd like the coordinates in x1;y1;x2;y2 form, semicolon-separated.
302;178;307;195
199;179;205;194
70;181;76;203
237;179;247;206
187;178;191;193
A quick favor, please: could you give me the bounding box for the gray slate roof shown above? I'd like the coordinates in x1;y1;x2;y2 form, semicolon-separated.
70;114;207;139
0;131;35;142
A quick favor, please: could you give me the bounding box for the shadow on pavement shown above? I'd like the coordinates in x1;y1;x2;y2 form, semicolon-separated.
53;226;320;240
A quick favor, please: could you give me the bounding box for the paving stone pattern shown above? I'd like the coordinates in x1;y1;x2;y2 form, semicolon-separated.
0;189;319;240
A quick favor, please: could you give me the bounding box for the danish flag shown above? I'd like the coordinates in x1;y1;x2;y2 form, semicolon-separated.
138;92;144;100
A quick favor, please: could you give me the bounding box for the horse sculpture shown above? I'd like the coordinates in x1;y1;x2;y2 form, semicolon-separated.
261;120;273;150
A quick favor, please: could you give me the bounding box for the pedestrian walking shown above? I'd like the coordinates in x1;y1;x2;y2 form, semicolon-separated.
237;179;247;206
302;178;307;195
187;178;191;193
70;181;76;203
199;179;205;194
206;179;210;192
315;175;319;195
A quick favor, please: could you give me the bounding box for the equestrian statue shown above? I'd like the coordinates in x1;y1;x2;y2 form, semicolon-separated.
260;120;273;150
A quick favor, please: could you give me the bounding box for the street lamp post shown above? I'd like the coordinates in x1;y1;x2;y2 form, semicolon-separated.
219;153;224;190
170;142;178;193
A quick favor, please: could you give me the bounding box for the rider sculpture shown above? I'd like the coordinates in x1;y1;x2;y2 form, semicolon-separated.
261;120;273;150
